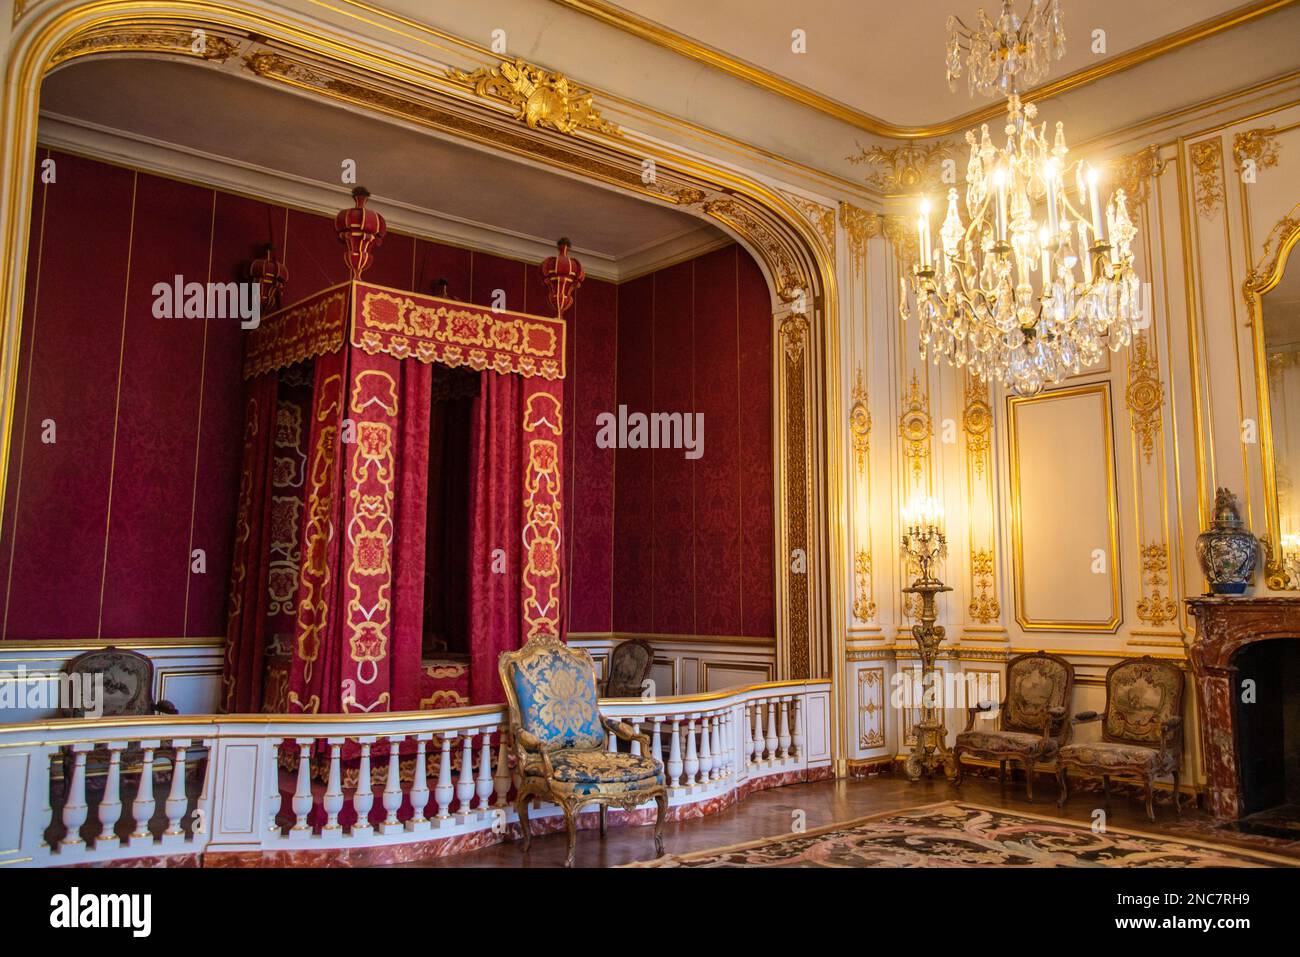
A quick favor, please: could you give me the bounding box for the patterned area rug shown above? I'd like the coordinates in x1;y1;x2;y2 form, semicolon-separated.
630;802;1299;868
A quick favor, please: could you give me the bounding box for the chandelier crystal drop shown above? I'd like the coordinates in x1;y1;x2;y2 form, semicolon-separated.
946;0;1066;98
904;1;1143;397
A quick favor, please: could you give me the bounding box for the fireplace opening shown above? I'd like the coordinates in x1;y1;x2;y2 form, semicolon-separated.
1231;638;1300;838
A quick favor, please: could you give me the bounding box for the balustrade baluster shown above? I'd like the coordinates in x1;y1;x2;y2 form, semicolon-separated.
778;697;792;760
455;730;476;818
162;743;189;842
667;717;683;789
60;745;89;848
791;698;804;757
766;699;779;759
683;716;699;786
323;740;345;833
698;715;714;781
408;736;431;831
97;744;125;848
131;741;159;844
434;734;454;821
743;703;754;765
493;732;511;808
630;718;642;756
752;699;765;763
711;714;725;778
475;730;494;812
291;738;315;838
651;720;663;770
380;737;404;833
352;739;375;835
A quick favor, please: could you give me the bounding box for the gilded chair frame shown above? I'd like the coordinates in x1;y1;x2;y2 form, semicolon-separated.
1056;655;1185;821
950;651;1074;802
498;634;667;867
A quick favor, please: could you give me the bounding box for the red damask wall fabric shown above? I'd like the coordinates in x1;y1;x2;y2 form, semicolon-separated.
607;245;776;639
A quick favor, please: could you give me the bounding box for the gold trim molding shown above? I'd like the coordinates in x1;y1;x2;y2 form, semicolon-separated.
446;58;620;137
899;371;932;481
1110;145;1167;206
847;140;959;196
1125;334;1164;465
1190;139;1225;217
1232;125;1282;172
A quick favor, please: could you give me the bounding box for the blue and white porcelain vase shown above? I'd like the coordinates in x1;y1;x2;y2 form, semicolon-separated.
1196;488;1258;594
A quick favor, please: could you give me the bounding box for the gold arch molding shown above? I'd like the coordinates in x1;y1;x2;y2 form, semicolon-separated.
0;1;846;755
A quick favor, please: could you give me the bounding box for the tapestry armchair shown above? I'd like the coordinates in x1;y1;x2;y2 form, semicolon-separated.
601;637;654;698
499;634;667;867
951;651;1073;801
1056;656;1185;821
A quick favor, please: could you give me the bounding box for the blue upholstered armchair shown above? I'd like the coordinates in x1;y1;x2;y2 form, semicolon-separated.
499;634;667;867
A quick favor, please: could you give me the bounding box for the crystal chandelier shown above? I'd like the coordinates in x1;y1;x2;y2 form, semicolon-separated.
902;1;1143;396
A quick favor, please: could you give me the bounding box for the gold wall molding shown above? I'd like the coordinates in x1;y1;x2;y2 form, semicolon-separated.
1232;126;1282;172
882;214;919;269
839;202;881;270
962;373;992;475
548;0;1300;139
1136;543;1178;627
898;371;932;481
852;549;876;623
445;58;619;136
1190;140;1225;217
846;140;959;195
47;23;241;68
969;548;1000;624
850;367;870;477
856;667;885;749
1125;334;1165;465
1111;145;1167;206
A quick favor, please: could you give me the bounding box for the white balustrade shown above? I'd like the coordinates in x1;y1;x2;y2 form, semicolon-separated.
0;681;829;867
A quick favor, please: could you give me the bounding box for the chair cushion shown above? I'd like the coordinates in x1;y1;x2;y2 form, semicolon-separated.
512;649;605;750
956;729;1056;757
1059;741;1164;772
548;750;662;785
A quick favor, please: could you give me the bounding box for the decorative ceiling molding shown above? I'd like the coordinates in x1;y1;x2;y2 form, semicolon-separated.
839;202;882;270
445;58;620;137
846;140;959;196
1109;145;1167;206
46;23;244;69
783;192;836;254
548;0;1300;139
1232;125;1282;172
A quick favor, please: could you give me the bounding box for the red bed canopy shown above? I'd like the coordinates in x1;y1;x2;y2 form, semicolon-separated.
221;190;573;715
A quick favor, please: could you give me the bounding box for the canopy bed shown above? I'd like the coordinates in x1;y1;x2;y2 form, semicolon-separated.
221;189;576;719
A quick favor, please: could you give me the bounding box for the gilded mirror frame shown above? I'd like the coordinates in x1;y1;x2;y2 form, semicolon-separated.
1245;210;1300;589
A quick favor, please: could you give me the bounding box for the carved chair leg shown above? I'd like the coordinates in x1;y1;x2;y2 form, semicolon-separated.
515;795;532;854
1144;776;1156;822
950;748;964;787
1102;774;1111;807
563;803;578;869
1022;757;1034;803
1056;766;1069;808
654;792;667;858
599;804;607;837
1171;770;1182;815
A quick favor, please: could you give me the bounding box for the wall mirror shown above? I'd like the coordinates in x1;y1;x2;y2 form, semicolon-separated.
1249;216;1300;589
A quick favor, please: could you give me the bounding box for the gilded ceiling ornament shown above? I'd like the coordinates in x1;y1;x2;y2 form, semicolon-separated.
898;371;932;481
1109;145;1166;207
850;367;871;477
785;194;836;253
1232;127;1281;174
961;373;992;476
840;202;882;270
853;549;877;623
1125;334;1164;465
968;548;1000;623
1136;543;1178;627
858;668;885;748
846;140;959;195
51;26;240;67
446;58;619;136
1190;140;1224;217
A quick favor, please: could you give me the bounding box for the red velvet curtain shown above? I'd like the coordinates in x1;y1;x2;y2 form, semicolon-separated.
468;371;523;705
221;374;278;713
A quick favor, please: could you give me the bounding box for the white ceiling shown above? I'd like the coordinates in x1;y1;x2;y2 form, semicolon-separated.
37;57;727;280
605;0;1251;125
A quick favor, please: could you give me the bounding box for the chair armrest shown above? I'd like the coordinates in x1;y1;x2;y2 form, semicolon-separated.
1160;715;1183;751
1041;706;1067;744
601;715;652;755
964;700;997;733
1072;710;1100;724
155;700;179;715
513;728;556;778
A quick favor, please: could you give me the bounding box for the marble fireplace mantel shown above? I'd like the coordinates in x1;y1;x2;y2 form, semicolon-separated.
1186;595;1300;819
